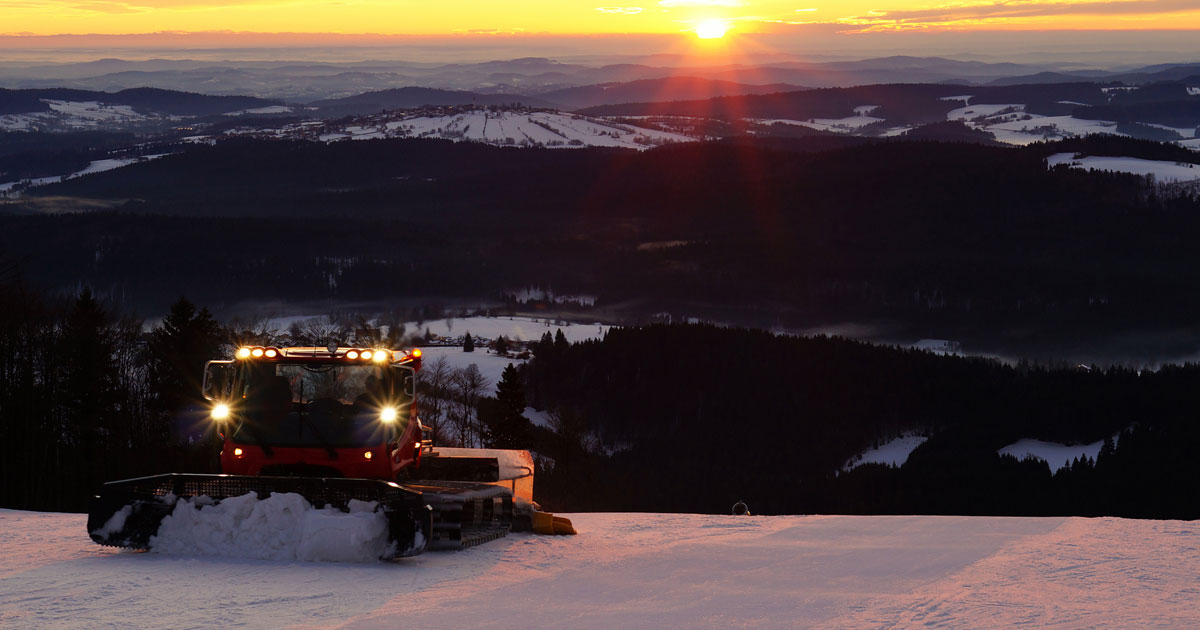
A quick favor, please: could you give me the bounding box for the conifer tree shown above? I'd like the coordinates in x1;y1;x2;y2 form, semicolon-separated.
482;364;528;449
148;297;223;418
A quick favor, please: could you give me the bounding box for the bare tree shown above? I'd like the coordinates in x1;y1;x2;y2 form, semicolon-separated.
447;364;488;447
227;313;283;348
417;356;453;443
298;314;349;348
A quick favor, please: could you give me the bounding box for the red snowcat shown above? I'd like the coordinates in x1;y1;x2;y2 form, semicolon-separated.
87;345;541;558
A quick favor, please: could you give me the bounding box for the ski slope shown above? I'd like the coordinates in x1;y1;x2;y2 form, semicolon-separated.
2;509;1198;629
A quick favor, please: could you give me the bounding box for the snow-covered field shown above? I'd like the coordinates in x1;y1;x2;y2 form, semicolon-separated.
751;112;884;133
0;154;170;198
416;317;609;387
313;110;692;150
252;315;610;392
1046;152;1200;182
845;433;928;470
413;316;609;345
999;437;1107;470
4;509;1198;629
0;100;161;132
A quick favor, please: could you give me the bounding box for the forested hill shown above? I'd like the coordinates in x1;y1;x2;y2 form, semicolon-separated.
7;135;1200;358
525;324;1200;519
0;87;281;116
576;82;1117;121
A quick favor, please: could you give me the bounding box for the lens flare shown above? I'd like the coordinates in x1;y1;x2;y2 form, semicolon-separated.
211;403;230;420
380;407;399;423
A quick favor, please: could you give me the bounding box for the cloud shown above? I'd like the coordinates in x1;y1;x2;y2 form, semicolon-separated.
657;0;744;7
842;0;1200;27
595;6;643;14
0;0;285;12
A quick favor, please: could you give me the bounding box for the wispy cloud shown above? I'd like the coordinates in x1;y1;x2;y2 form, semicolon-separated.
842;0;1200;28
657;0;744;7
0;0;291;11
595;6;643;14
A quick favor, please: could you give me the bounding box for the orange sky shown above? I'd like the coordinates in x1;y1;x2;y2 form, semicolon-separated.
5;0;1200;37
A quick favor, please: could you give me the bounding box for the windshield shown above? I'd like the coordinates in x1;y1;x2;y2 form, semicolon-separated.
229;362;414;448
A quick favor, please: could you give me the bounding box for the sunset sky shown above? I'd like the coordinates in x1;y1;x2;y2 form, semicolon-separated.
6;0;1200;37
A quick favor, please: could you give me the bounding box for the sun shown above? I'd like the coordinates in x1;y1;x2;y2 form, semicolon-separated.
695;19;729;39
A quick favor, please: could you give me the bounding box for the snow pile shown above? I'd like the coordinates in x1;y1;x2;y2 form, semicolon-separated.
845;433;928;470
90;505;133;540
150;492;392;562
999;438;1106;470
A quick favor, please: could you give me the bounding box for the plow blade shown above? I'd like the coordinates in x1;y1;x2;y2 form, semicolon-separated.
87;473;433;558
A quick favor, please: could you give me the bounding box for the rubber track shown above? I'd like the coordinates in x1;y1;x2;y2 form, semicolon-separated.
407;481;514;550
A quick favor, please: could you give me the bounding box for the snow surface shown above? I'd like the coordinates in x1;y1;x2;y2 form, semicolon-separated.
998;438;1107;471
1047;152;1200;182
845;433;928;470
4;509;1200;628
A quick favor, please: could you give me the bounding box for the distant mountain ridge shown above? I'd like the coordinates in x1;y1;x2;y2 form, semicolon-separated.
7;56;1200;101
309;87;555;117
0;87;280;116
537;77;804;110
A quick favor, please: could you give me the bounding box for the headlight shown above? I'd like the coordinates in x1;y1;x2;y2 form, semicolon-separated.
211;403;231;421
380;407;398;423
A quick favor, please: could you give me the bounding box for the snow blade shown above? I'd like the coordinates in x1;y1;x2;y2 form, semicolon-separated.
87;473;432;558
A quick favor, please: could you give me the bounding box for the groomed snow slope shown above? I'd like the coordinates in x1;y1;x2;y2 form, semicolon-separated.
3;509;1198;629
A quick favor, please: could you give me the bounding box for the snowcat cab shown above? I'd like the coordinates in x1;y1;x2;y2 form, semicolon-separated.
202;346;427;481
87;345;537;558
